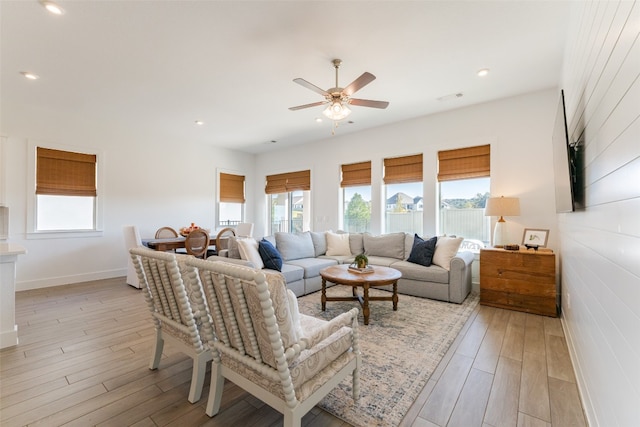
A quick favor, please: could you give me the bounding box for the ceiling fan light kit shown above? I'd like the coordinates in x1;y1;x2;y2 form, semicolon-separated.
290;58;388;133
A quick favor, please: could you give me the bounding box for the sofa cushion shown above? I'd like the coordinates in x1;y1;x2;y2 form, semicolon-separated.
258;238;283;271
407;234;438;267
265;263;304;284
432;236;464;270
390;260;450;283
365;256;398;267
285;257;338;278
326;231;351;256
275;232;315;261
363;232;405;259
310;231;327;257
226;235;242;259
349;233;364;255
237;238;264;269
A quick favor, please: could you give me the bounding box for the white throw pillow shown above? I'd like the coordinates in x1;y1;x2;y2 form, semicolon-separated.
237;238;265;269
432;236;464;270
286;289;303;339
326;231;351;256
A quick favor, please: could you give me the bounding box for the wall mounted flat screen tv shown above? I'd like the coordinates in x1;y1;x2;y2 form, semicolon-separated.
551;90;576;213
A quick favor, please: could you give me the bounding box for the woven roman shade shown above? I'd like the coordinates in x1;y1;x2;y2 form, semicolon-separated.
36;147;97;197
383;154;423;184
437;144;490;181
341;161;371;187
265;170;310;194
219;173;245;203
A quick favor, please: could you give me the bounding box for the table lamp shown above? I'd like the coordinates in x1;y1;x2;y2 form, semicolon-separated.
484;196;520;247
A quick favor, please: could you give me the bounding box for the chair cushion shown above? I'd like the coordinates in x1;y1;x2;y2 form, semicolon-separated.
258;238;283;271
407;234;438;267
432;236;464;270
326;231;351;256
364;232;405;259
275;232;315;261
242;272;300;367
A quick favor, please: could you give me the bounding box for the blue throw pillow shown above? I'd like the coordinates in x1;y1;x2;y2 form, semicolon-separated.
258;238;283;271
407;234;437;267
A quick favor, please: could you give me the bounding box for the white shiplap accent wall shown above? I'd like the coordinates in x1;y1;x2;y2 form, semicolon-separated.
560;1;640;426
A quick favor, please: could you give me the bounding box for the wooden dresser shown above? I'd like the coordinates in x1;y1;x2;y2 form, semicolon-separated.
480;247;557;317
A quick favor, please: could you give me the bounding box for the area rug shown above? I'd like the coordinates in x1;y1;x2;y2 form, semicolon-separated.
297;287;479;427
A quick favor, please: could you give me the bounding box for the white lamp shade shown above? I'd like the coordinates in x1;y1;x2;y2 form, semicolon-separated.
484;196;520;217
484;196;520;247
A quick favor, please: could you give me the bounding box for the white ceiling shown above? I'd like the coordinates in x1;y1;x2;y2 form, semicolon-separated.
1;1;572;154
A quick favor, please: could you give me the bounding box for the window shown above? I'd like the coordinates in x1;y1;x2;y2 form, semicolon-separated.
265;170;310;234
35;147;97;231
437;145;491;250
341;161;371;233
218;172;245;227
383;154;423;234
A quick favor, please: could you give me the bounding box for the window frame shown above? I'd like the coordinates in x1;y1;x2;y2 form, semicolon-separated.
217;170;246;228
26;140;104;239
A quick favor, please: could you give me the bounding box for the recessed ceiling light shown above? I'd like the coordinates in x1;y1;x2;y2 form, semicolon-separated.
40;1;65;15
195;120;204;125
20;71;40;80
477;68;490;77
315;117;323;123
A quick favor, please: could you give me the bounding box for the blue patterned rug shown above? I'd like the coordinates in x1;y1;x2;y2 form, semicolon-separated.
298;287;479;427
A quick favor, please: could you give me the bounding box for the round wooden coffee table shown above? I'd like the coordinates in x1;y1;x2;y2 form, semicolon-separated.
320;264;402;325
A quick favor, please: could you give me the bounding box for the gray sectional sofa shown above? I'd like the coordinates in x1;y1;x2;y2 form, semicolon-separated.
209;231;474;304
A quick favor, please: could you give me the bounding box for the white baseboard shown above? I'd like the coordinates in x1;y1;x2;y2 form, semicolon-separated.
561;314;594;427
16;268;127;291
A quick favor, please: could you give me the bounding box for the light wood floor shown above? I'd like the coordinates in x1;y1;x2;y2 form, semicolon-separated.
0;277;586;427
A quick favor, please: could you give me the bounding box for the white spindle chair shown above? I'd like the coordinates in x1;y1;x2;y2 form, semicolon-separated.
129;247;213;403
184;258;361;427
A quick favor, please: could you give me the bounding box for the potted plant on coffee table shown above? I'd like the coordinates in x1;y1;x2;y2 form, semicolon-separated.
354;254;368;269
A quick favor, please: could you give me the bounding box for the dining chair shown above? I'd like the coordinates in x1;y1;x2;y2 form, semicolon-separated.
185;229;210;258
215;227;236;252
235;222;254;238
129;247;213;403
155;226;179;239
183;259;361;426
122;225;143;289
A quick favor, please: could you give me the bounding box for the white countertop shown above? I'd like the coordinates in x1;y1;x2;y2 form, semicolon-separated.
0;242;26;256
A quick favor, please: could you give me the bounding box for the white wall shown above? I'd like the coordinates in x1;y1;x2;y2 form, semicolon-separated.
255;89;560;250
3;105;255;290
559;1;640;426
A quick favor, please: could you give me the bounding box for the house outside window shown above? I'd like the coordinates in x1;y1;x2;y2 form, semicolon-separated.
266;170;311;234
35;147;97;231
383;154;423;234
437;145;492;250
341;161;371;233
218;172;245;227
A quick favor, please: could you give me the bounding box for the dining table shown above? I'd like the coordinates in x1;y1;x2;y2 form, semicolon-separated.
143;234;227;253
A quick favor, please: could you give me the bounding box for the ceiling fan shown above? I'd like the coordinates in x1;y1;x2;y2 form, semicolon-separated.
289;59;389;121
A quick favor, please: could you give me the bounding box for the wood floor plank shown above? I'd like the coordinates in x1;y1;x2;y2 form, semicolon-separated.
418;353;474;426
517;412;551;427
545;334;576;383
523;314;545;356
484;356;522;427
447;368;493;427
500;313;526;362
548;377;587;427
519;351;550;422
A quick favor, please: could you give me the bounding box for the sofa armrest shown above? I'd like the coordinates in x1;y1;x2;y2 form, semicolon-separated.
206;255;255;268
448;251;474;303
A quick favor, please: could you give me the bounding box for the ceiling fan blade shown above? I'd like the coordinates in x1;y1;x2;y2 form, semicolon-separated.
343;72;376;96
349;98;389;109
288;100;328;111
293;78;329;96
